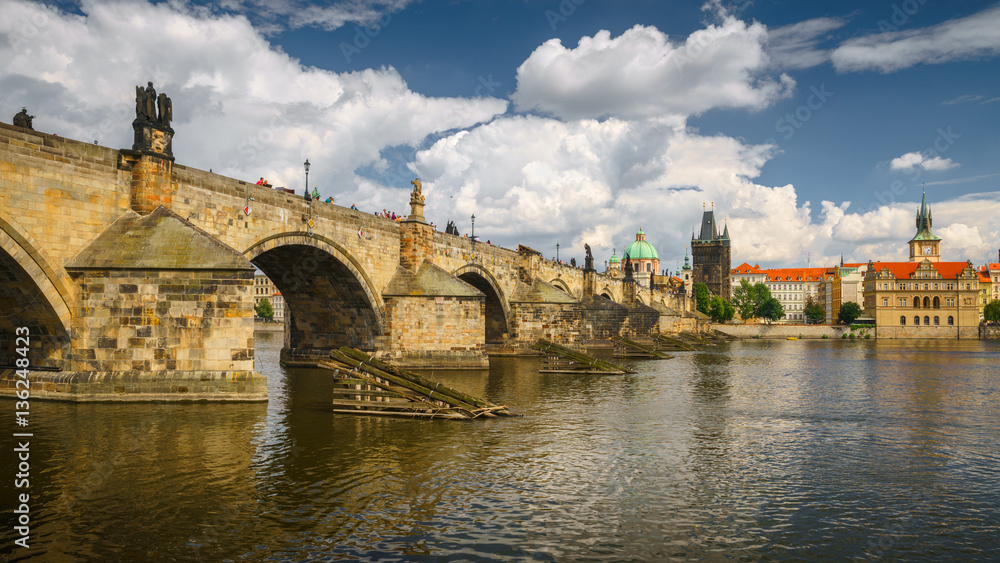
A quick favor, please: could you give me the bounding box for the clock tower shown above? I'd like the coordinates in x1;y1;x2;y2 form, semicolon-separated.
908;188;941;262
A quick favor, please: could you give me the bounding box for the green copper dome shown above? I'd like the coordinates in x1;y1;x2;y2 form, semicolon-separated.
624;229;659;260
609;251;620;264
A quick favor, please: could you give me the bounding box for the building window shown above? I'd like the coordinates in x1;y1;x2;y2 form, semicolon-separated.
883;298;889;306
898;298;907;307
948;316;954;326
913;296;920;308
933;296;940;308
934;316;940;325
924;316;930;326
924;284;929;290
900;316;906;325
923;296;930;308
914;316;920;325
934;284;939;290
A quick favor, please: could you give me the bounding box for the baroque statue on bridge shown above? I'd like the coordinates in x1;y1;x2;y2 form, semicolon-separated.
135;81;172;128
12;107;34;130
410;177;425;205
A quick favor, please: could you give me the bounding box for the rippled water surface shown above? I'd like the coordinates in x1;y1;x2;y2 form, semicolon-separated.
3;335;1000;561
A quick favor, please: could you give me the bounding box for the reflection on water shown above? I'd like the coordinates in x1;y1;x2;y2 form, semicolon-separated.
2;334;999;561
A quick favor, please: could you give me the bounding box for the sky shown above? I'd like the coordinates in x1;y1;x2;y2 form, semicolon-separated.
2;0;1000;272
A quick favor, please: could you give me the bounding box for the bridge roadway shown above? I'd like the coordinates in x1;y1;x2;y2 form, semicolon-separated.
0;121;692;401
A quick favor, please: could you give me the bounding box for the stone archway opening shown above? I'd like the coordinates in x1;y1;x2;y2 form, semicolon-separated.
251;243;381;356
0;248;69;369
457;271;509;344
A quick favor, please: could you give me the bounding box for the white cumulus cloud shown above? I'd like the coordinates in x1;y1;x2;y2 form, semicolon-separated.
512;21;795;120
889;151;959;172
0;0;506;197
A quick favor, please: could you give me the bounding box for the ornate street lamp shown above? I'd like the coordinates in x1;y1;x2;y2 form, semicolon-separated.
304;159;311;200
471;214;476;242
304;159;314;236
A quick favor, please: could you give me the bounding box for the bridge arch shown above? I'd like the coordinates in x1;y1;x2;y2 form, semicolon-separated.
549;277;573;296
599;286;617;302
245;233;384;351
453;263;511;344
0;213;73;368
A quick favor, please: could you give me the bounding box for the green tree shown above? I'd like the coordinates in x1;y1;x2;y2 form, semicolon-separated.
694;282;711;315
732;279;757;322
732;280;775;322
255;297;274;320
804;297;826;324
759;297;784;324
709;296;736;323
838;301;863;325
984;299;1000;322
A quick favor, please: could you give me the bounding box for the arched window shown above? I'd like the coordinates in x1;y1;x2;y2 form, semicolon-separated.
914;316;920;325
933;296;940;309
913;296;921;308
923;296;930;308
924;316;930;326
934;316;940;325
900;316;906;325
948;316;954;326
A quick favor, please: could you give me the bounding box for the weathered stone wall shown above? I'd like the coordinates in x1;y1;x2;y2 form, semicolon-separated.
874;325;980;339
0;123;130;265
510;302;583;347
126;153;174;215
383;295;487;367
69;269;255;372
715;324;850;339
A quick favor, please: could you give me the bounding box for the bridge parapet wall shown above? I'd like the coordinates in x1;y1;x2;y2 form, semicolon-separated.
0;123;131;265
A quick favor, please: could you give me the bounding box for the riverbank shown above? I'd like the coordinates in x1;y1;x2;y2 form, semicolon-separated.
254;321;283;332
715;324;851;339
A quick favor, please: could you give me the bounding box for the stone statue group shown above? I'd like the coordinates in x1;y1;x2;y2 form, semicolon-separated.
135;81;172;128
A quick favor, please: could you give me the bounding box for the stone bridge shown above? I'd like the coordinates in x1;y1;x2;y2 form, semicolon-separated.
0;115;691;402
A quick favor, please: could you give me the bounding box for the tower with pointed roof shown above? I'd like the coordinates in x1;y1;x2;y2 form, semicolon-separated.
691;203;732;299
908;188;941;263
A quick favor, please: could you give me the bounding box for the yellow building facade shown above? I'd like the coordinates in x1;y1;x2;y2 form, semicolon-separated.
862;191;981;338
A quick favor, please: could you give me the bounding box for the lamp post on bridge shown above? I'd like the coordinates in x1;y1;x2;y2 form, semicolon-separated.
304;159;315;236
556;243;560;263
304;159;310;199
471;213;475;242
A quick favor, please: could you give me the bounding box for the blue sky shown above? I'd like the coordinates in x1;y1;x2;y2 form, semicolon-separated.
2;0;999;270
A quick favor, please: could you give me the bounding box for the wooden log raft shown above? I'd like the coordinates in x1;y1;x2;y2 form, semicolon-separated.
532;338;633;374
321;347;515;419
610;336;674;359
655;334;700;351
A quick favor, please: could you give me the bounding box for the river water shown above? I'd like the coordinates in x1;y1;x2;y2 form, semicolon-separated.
3;334;999;561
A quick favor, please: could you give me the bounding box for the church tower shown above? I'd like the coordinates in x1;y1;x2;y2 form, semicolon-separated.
908;188;941;263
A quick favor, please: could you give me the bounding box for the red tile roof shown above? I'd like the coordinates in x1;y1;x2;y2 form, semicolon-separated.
762;267;830;282
979;271;991;283
868;261;971;280
731;262;764;274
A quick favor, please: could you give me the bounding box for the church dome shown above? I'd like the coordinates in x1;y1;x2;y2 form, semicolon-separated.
609;251;620;264
624;229;659;260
